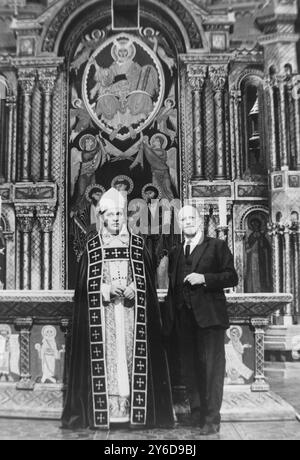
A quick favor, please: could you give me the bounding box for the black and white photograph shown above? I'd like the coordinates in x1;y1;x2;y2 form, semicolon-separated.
0;0;299;443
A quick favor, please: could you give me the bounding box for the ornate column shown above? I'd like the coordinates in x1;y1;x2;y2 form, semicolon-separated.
264;78;277;171
187;65;207;180
268;223;281;293
278;76;288;168
210;65;227;180
5;96;17;183
231;90;242;179
14;317;34;390
235;230;246;293
18;69;36;182
37;205;56;290
251;317;270;392
292;76;300;170
283;224;293;323
291;222;299;318
16;206;35;290
38;69;57;182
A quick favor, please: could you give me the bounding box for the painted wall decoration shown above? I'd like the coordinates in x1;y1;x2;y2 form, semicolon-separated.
0;324;20;382
244;212;272;293
33;326;65;384
68;26;179;287
225;325;254;385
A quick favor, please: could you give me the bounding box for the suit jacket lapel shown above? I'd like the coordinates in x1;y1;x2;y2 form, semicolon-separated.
191;237;210;272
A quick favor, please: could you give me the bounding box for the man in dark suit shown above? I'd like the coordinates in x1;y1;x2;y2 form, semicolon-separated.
166;205;238;436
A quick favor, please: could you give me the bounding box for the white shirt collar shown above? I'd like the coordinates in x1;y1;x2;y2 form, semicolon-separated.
184;228;203;253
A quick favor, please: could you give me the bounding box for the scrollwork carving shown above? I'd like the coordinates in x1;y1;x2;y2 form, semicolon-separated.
209;65;227;91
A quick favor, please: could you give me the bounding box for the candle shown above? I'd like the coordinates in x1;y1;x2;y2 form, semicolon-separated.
219;197;227;227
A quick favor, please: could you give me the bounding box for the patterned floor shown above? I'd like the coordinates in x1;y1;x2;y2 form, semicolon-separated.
0;372;299;440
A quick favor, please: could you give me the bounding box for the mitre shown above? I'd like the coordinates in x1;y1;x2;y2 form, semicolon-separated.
98;187;127;214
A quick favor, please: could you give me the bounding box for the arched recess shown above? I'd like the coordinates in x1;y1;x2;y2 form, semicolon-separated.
239;206;272;293
238;71;267;179
0;206;16;290
43;0;203;288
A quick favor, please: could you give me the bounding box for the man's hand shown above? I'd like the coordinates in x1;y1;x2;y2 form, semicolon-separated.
184;273;206;286
110;286;124;298
124;286;135;300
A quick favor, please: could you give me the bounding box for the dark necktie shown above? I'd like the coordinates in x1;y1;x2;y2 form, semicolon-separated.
185;244;191;259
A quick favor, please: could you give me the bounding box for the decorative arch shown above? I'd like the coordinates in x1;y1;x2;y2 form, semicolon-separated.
40;0;203;55
0;205;15;290
239;204;269;230
235;68;264;91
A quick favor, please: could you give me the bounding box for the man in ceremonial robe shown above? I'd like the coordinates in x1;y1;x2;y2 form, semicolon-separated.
62;188;174;430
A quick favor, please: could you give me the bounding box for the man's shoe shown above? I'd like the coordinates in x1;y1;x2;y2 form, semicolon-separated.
199;423;220;436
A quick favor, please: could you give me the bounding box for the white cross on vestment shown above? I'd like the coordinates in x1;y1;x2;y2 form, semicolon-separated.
96;381;103;391
94;347;102;358
138;344;145;354
95;363;102;373
92;252;100;262
90;240;97;249
91;296;98;306
96;397;105;408
112;249;121;258
136;411;144;421
136;395;144;405
92;313;98;322
93;330;101;340
137;361;144;371
91;280;98;289
137;378;144;388
97;413;105;423
92;266;101;276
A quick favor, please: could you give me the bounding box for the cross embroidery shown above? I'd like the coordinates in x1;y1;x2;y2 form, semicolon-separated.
90;240;97;249
136;411;144;421
90;280;98;290
112;249;121;258
94;363;102;374
91;296;98;306
92;330;101;341
138;344;145;354
96;397;105;408
137;279;144;288
91;266;101;276
124;249;130;257
137;378;144;388
92;313;99;323
136;395;144;405
137;361;144;371
139;311;145;320
134;250;142;259
138;294;145;304
96;381;104;391
96;413;105;423
91;252;101;262
136;265;143;274
138;328;145;338
93;347;102;358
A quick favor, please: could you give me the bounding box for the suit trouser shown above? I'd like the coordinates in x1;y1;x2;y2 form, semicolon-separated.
176;305;226;425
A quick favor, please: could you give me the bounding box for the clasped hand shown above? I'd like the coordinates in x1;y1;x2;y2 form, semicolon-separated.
184;273;206;286
110;285;135;300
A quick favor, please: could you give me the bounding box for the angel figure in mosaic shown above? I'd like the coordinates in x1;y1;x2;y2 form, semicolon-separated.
130;133;177;200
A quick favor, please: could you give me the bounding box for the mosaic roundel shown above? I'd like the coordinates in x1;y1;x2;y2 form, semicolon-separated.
82;33;165;141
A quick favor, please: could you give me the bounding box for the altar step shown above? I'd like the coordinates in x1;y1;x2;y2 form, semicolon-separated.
0;384;296;423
